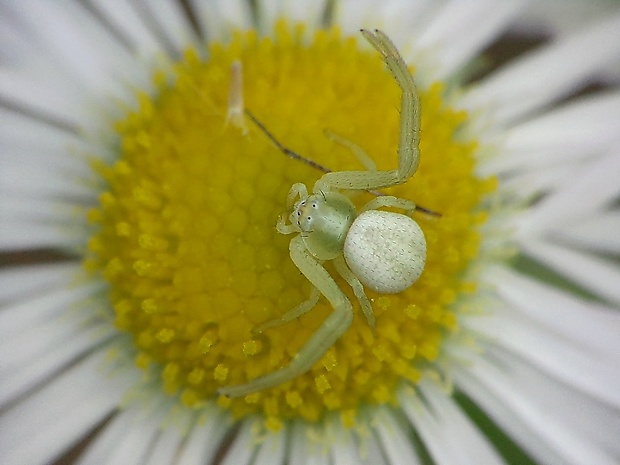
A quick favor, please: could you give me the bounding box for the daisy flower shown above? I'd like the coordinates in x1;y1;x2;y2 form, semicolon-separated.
2;1;620;465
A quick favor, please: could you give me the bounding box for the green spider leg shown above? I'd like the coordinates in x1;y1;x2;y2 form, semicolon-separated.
253;286;321;334
324;129;377;171
360;195;417;214
332;255;375;328
314;29;421;194
217;235;353;398
252;256;374;335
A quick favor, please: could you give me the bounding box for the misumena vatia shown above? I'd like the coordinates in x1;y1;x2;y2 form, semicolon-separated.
218;29;426;398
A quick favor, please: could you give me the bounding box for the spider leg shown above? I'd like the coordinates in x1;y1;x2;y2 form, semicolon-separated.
276;215;298;235
253;286;320;333
286;182;308;209
246;110;332;173
324;129;377;171
313;29;420;193
333;255;375;329
276;183;308;234
218;236;353;397
360;195;417;214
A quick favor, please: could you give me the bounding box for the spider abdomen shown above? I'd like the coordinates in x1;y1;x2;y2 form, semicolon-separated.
343;210;426;294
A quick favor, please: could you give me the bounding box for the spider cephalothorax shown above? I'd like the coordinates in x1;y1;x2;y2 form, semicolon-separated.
290;189;358;260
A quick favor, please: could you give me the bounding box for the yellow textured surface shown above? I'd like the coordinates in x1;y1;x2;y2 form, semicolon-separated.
86;23;496;425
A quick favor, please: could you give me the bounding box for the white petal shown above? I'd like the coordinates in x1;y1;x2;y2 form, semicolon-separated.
137;0;200;54
498;160;581;200
486;266;620;358
0;68;87;130
400;390;455;465
262;0;327;32
520;238;620;306
512;0;620;38
189;0;253;41
74;407;136;465
2;299;100;372
0;11;92;127
0;321;114;408
1;157;97;200
2;2;137;108
0;262;78;303
465;298;620;410
461;13;620;126
459;346;620;465
140;421;188;465
0;222;85;251
363;431;389;465
84;0;164;57
0;346;138;465
0;110;100;180
220;419;255;465
0;196;87;224
0;280;102;340
454;352;616;465
254;427;286;465
98;406;164;465
337;0;443;89
77;403;193;465
515;150;620;236
554;210;620;254
289;420;331;465
400;381;506;465
373;407;421;465
414;0;525;80
74;409;132;465
337;0;434;39
453;362;567;465
175;409;232;465
0;194;90;251
483;90;620;175
0;109;80;159
328;420;363;465
502;346;620;458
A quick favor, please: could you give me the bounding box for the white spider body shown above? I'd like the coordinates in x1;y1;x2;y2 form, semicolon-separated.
218;29;429;398
344;210;426;294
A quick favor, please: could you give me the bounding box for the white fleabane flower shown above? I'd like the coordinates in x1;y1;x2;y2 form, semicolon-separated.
1;1;620;465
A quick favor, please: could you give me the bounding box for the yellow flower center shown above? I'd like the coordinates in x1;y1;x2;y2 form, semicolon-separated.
85;23;496;429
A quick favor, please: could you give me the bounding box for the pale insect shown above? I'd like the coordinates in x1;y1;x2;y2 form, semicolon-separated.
218;29;427;398
225;60;248;135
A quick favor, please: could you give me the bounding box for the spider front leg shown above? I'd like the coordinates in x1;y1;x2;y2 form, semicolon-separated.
286;182;308;209
314;29;420;194
276;182;308;234
218;236;353;398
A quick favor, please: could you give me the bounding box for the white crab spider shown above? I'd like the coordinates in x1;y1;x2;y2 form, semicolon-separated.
218;29;426;398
